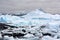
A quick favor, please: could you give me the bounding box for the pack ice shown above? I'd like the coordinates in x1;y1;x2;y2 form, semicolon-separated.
0;9;60;40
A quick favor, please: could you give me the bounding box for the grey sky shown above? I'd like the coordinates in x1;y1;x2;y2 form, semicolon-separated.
0;0;60;14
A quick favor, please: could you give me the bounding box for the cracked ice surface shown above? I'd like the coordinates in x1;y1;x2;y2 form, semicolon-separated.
0;9;60;40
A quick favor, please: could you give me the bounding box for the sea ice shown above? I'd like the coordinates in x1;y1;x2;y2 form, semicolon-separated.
0;9;60;40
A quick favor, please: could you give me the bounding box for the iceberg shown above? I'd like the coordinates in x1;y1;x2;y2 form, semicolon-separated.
42;36;60;40
0;9;60;27
0;9;60;40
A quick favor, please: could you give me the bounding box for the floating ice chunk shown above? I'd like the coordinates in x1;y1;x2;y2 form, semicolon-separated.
0;15;21;23
0;15;30;26
22;9;52;20
42;36;60;40
24;34;34;38
51;14;60;20
4;36;14;40
48;21;60;31
41;21;60;34
0;9;60;27
22;9;45;19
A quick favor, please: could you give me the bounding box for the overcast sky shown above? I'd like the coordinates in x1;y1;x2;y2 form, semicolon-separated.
0;0;60;14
